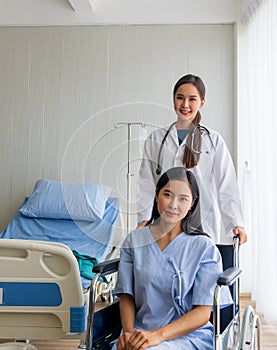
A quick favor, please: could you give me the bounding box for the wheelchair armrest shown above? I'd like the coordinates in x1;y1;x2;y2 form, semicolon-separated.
92;258;120;276
217;267;242;286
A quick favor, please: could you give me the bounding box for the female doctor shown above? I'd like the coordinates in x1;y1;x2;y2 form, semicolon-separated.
136;74;247;244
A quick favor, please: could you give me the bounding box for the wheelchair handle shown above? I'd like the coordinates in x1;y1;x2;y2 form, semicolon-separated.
92;258;120;276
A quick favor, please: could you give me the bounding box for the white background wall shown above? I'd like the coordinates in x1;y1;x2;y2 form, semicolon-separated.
0;24;235;238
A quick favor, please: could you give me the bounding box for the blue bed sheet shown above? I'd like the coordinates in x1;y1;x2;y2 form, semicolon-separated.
0;197;119;288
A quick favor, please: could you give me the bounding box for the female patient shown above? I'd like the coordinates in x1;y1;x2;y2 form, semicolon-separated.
112;167;232;350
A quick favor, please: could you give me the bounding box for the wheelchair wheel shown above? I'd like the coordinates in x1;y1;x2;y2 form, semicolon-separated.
239;305;261;349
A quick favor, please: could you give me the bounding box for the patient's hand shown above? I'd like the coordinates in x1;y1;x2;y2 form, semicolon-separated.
116;332;132;350
125;329;162;350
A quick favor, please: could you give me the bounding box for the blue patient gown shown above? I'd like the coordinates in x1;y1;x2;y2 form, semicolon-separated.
112;227;232;350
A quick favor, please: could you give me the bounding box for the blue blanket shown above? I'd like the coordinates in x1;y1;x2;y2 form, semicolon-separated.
0;197;119;288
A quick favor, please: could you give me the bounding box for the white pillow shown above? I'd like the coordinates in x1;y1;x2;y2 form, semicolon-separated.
19;179;114;221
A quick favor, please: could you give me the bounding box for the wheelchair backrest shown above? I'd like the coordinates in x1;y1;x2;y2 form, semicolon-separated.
215;240;240;333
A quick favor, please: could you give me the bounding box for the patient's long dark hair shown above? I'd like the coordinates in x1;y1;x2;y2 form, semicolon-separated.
147;167;208;236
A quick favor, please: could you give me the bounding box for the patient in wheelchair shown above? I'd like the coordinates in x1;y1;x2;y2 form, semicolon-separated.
111;167;232;350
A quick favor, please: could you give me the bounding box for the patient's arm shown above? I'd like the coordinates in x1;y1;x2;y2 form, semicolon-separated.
125;305;212;350
120;293;135;332
156;305;212;340
116;293;136;350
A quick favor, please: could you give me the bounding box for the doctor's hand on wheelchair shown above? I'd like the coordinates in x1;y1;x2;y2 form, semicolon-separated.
233;226;247;245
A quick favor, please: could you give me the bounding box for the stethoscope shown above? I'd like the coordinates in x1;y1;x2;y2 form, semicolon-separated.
156;122;215;175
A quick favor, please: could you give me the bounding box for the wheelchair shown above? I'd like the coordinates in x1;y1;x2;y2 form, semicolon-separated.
89;237;261;350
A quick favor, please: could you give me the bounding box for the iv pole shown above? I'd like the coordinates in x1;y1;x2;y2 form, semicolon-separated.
114;122;146;232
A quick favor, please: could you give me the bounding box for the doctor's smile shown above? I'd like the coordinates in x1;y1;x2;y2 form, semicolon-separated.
180;108;191;114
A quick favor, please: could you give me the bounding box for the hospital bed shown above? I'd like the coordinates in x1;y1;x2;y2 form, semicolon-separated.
0;179;121;349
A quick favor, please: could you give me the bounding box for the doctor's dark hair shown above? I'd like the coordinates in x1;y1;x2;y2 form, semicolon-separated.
147;167;207;236
173;74;206;169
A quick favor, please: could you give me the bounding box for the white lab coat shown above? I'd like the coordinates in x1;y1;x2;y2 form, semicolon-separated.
136;124;244;242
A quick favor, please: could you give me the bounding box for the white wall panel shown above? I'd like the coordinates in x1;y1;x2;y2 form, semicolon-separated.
0;25;234;240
